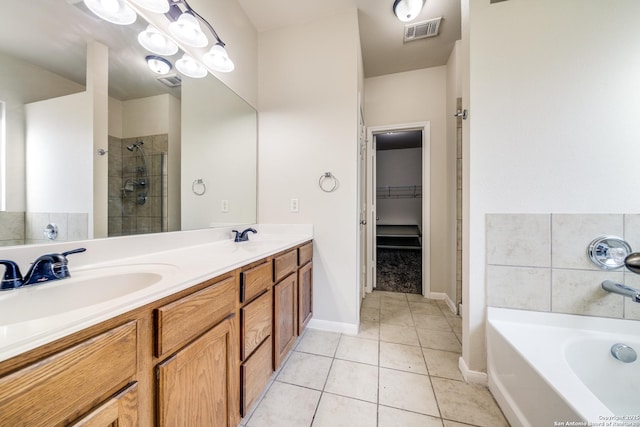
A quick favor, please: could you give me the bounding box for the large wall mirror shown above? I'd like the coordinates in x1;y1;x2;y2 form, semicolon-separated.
0;0;257;246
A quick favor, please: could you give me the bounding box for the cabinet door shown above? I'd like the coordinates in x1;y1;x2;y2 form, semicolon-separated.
157;316;237;427
273;274;297;370
298;262;313;335
70;382;138;427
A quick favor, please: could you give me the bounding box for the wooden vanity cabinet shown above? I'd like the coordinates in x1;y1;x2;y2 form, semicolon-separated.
273;267;298;370
154;275;239;427
70;382;139;427
0;321;138;427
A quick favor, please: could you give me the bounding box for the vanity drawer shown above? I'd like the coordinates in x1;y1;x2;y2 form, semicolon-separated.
298;242;313;266
241;290;272;360
241;262;272;303
0;321;137;427
274;249;297;283
241;336;272;416
156;276;236;357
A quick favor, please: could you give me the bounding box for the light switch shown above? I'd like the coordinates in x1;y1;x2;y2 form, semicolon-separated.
221;199;229;212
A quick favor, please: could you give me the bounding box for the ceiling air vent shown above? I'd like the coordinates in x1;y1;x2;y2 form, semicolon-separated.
157;74;182;88
404;17;442;42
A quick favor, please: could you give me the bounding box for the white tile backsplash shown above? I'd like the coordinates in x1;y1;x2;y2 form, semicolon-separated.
487;213;639;321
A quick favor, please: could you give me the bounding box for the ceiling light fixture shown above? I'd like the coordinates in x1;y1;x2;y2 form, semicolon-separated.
175;53;207;78
146;55;172;74
138;25;179;55
392;0;425;23
169;11;208;47
83;0;137;25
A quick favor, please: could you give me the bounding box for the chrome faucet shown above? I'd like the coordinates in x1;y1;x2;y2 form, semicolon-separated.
0;248;86;290
602;280;640;303
232;228;257;242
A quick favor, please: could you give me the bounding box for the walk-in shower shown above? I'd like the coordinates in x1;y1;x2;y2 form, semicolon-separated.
107;134;168;237
122;141;150;206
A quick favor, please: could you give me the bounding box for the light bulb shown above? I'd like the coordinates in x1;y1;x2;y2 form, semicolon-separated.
169;13;208;47
138;25;179;55
393;0;425;22
84;0;136;25
175;54;207;78
100;0;119;14
203;44;235;73
146;55;172;75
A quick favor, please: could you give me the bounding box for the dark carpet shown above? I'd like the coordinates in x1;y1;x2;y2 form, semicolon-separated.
376;248;422;294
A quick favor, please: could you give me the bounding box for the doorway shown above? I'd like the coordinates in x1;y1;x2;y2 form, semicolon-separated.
362;122;431;298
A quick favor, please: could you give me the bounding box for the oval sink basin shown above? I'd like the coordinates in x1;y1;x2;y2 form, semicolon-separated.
0;264;177;325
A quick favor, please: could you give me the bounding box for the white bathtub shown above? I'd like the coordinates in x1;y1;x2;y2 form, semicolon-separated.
487;307;640;427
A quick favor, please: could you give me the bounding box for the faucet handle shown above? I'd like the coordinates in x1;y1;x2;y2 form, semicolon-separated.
0;260;23;290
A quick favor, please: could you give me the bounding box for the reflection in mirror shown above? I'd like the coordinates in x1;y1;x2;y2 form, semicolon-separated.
0;0;257;247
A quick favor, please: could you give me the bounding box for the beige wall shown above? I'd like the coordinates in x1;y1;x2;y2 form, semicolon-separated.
258;9;362;330
364;67;451;296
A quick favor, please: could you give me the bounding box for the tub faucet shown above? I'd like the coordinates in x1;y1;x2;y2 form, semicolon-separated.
0;248;86;290
232;228;257;242
602;280;640;303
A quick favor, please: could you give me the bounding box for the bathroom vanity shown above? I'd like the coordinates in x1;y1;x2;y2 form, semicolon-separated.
0;229;313;426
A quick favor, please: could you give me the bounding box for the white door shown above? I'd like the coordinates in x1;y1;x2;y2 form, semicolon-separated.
358;124;367;300
366;135;376;291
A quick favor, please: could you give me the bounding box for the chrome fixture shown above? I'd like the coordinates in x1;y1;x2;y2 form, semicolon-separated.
97;148;108;156
454;109;468;120
44;223;59;240
611;343;637;363
0;248;86;290
601;280;640;303
232;228;257;242
588;236;631;270
393;0;425;22
124;141;150;205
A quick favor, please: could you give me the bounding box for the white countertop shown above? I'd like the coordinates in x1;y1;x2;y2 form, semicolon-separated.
0;224;313;363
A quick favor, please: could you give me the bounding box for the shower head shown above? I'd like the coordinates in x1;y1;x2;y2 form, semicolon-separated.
126;141;144;151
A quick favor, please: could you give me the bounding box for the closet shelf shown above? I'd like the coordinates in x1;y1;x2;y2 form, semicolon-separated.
376;185;422;199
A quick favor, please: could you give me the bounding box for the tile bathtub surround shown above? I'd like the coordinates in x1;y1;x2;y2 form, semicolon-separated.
242;291;507;427
486;213;640;320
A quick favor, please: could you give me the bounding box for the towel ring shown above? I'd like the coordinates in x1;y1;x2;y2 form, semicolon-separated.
319;172;338;193
192;179;206;196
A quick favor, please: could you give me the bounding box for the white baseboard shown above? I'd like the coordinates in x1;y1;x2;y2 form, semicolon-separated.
428;291;457;315
458;356;488;385
307;318;359;335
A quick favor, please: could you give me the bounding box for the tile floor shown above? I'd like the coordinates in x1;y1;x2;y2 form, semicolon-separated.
240;290;509;427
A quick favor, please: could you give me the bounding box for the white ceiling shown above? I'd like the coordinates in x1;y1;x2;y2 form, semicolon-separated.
1;0;460;101
237;0;461;77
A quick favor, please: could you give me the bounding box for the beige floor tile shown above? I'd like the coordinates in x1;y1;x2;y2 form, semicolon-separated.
380;309;414;326
409;302;443;316
443;421;477;427
381;296;410;308
361;297;381;309
357;320;380;340
246;381;320;427
296;329;341;357
380;341;428;374
446;317;463;334
416;329;462;352
276;351;333;390
375;291;408;300
378;405;444;427
412;314;452;332
324;359;378;402
438;301;457;317
335;335;379;365
361;306;381;322
431;378;509;427
379;367;440;417
406;293;430;303
312;393;377;427
453;329;462;343
379;323;420;346
423;348;463;381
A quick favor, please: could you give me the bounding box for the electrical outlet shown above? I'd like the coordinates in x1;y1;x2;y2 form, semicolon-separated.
290;198;299;213
221;199;229;213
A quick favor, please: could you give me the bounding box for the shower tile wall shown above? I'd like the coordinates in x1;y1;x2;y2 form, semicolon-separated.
108;134;168;237
0;212;25;246
25;212;88;245
486;213;640;321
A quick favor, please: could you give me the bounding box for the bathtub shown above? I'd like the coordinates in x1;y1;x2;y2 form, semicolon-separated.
487;307;640;427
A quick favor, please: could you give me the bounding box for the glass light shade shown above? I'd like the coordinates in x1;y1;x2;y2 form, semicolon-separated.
175;54;207;78
203;44;235;73
146;55;172;75
168;13;208;48
83;0;136;25
138;25;179;55
129;0;169;14
393;0;425;22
